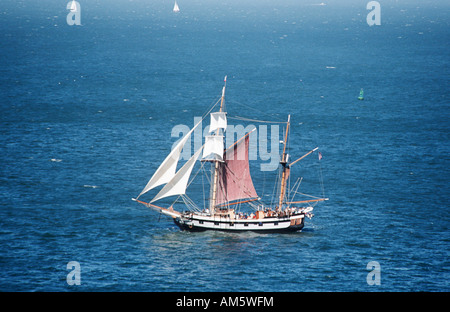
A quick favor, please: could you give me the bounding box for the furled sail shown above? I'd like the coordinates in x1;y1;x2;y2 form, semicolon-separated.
209;112;227;133
150;146;203;203
215;135;258;205
202;135;224;161
137;120;201;199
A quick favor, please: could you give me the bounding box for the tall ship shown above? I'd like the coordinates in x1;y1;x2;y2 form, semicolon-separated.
133;77;327;232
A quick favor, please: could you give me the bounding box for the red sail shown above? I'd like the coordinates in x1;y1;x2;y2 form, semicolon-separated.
216;135;258;205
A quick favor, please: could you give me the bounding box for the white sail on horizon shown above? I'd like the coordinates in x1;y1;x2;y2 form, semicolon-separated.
70;0;77;12
173;1;180;13
137;120;201;199
150;146;203;203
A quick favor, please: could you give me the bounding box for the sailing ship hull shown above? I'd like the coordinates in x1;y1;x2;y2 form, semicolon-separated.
173;213;306;233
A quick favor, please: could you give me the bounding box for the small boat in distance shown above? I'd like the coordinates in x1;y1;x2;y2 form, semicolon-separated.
133;77;328;232
173;1;180;13
358;88;364;100
69;0;77;12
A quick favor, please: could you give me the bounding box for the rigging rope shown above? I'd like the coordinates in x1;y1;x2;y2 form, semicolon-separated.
229;116;288;124
227;98;288;123
318;157;325;199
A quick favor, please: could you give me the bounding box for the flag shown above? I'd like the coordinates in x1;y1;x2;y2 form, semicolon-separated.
318;151;322;161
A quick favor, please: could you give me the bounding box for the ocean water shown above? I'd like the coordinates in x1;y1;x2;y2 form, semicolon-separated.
0;0;449;292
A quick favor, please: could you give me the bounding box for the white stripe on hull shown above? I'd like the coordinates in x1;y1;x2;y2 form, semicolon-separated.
174;213;306;232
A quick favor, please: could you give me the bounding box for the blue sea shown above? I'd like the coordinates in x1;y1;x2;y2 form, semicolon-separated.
0;0;449;292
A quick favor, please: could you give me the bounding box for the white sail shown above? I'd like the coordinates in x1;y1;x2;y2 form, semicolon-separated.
150;146;203;203
209;112;227;133
202;135;224;161
70;0;77;12
173;1;180;12
137;120;201;198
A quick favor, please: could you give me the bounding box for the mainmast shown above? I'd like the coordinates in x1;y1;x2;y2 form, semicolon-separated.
210;76;227;215
277;115;290;212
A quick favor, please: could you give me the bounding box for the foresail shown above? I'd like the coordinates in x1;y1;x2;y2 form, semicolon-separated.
137;120;201;199
150;146;203;203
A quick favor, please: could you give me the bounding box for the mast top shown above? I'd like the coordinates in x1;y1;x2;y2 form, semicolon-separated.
220;75;227;112
281;114;291;163
210;75;228;214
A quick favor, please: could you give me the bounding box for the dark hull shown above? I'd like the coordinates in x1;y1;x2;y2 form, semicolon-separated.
173;218;304;233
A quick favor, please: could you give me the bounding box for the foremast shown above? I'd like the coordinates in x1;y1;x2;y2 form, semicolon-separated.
210;76;227;216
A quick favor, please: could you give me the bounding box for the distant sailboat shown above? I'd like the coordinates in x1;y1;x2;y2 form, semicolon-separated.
70;0;77;13
358;88;364;100
173;1;180;13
